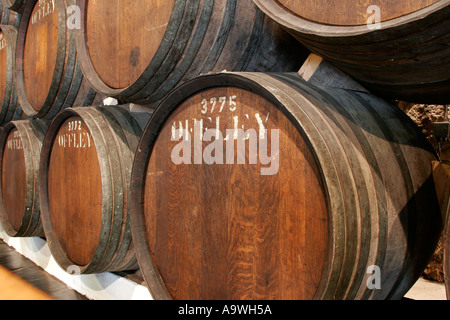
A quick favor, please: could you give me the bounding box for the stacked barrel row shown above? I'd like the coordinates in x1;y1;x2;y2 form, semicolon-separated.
0;0;448;300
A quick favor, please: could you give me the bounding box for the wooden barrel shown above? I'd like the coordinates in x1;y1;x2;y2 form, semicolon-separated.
39;105;151;274
1;0;27;14
129;72;442;300
75;0;306;105
446;213;450;299
0;25;22;125
15;0;101;120
253;0;450;104
0;119;49;237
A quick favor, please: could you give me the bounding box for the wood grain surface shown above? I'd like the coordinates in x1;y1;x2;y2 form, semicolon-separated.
144;87;328;300
85;0;174;89
48;116;103;266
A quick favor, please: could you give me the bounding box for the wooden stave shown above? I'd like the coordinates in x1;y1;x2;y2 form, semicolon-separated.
0;119;49;237
39;105;151;274
253;0;450;104
0;25;22;125
15;0;99;120
129;72;442;300
75;0;306;105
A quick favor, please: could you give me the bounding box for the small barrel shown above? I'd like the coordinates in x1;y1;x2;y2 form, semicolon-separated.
253;0;450;104
130;72;442;300
15;0;100;119
0;25;22;125
39;105;151;274
75;0;306;104
0;119;49;237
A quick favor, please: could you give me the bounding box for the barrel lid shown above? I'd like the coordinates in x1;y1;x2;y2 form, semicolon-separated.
41;112;103;270
131;72;329;300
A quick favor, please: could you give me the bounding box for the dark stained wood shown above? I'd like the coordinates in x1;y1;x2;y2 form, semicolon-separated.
40;105;151;274
0;26;22;125
254;0;450;104
0;119;49;237
76;0;306;104
15;0;101;119
130;72;442;300
277;0;440;26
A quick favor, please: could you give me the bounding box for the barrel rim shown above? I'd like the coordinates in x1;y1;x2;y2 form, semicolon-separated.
129;71;337;300
253;0;450;37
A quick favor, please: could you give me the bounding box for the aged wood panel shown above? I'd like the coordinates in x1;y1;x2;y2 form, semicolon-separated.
76;0;306;104
130;72;442;300
15;0;100;119
254;0;450;104
277;0;440;26
40;105;151;274
0;120;49;237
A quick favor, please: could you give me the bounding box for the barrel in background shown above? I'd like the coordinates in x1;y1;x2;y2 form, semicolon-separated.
39;105;151;274
253;0;450;104
1;0;27;14
15;0;100;120
0;119;49;237
130;72;442;300
0;25;22;125
0;1;21;26
75;0;307;105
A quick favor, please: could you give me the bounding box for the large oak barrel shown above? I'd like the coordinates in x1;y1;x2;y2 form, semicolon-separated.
15;0;100;119
39;105;151;274
130;72;442;300
0;25;22;125
75;0;306;105
253;0;450;104
0;119;49;237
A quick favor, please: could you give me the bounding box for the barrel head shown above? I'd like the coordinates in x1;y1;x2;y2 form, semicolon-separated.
23;0;58;111
47;116;102;267
84;0;175;89
143;86;329;300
